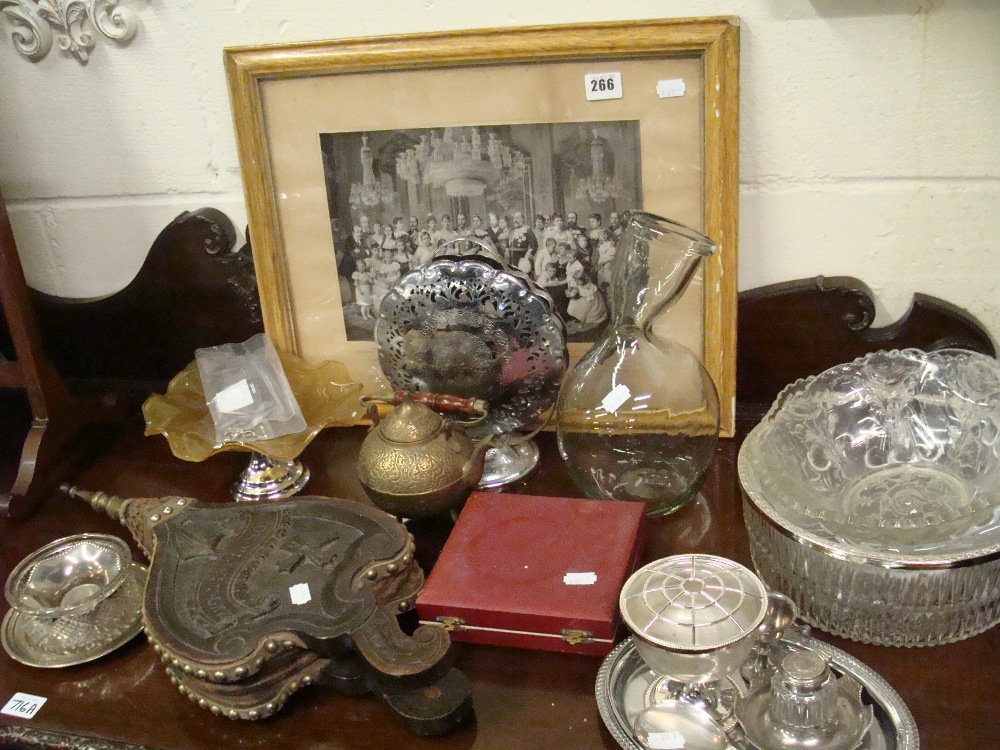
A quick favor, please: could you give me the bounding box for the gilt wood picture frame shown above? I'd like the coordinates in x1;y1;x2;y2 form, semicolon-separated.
225;17;739;435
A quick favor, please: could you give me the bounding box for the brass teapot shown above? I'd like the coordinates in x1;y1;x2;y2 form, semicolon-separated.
358;392;491;518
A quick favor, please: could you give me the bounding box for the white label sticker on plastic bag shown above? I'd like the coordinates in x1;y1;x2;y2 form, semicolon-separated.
601;383;631;413
2;693;46;719
563;572;598;586
289;583;312;605
647;731;685;749
584;72;623;101
656;78;686;99
215;379;254;413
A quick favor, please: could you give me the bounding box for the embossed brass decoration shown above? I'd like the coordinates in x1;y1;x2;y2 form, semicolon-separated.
357;394;491;518
62;485;472;733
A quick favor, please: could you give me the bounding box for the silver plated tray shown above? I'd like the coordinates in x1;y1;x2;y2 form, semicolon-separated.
596;632;918;750
2;563;146;668
375;256;567;440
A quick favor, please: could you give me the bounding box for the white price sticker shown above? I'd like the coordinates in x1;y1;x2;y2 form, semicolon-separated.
584;72;623;101
2;693;47;720
563;572;598;586
214;379;254;413
601;383;631;414
647;730;685;749
656;78;686;99
289;582;312;605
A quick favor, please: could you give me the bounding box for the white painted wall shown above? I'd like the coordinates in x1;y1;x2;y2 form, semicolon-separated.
1;0;998;341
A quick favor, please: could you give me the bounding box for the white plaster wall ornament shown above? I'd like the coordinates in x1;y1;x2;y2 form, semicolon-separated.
0;0;137;63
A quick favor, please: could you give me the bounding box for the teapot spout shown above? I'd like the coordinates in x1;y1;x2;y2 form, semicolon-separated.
462;435;494;486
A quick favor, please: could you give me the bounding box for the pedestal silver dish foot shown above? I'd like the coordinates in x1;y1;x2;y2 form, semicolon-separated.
478;439;540;488
233;452;310;502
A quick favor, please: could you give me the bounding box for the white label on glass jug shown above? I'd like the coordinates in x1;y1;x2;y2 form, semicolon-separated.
601;383;631;413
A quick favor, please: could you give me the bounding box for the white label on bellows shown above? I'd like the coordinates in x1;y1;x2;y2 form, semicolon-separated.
215;379;254;413
2;693;47;719
656;78;686;99
289;583;312;605
601;383;631;413
584;72;623;101
647;730;686;749
563;572;597;586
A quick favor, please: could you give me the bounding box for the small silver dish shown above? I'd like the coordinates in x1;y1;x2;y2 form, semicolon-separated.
2;534;146;668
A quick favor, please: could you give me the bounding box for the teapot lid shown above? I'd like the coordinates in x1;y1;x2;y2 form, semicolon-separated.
620;554;766;652
379;397;443;443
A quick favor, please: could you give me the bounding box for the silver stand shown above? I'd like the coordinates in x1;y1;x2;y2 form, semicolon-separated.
232;452;310;502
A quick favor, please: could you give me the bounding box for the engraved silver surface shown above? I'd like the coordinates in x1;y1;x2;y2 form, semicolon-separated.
2;563;145;668
620;555;767;652
5;534;131;617
375;256;567;441
595;632;918;750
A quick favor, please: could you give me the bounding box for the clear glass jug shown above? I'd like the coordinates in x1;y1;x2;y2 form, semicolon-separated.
556;211;719;515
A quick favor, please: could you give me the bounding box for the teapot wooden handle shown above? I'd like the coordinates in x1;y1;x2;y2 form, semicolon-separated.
391;390;487;419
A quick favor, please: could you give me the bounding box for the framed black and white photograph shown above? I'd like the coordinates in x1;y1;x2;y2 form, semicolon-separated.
320;121;642;343
225;17;740;433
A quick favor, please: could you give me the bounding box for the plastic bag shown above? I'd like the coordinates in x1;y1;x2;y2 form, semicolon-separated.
195;334;306;445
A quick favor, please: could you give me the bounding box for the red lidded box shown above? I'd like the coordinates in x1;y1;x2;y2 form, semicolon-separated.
416;491;646;656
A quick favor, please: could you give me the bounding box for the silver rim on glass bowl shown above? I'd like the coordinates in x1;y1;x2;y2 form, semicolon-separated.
739;348;1000;646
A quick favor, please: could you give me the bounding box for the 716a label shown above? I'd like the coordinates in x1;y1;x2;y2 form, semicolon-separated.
2;693;47;719
584;72;623;101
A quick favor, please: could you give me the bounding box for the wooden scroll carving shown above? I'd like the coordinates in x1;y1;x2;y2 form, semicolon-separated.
737;275;996;429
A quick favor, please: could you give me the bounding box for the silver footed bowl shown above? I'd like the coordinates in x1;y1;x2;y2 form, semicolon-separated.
3;534;145;667
740;348;1000;646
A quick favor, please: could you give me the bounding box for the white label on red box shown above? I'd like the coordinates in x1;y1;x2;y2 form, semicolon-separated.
2;693;46;720
563;572;598;586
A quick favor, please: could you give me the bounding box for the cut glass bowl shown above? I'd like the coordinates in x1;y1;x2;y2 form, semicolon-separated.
739;349;1000;646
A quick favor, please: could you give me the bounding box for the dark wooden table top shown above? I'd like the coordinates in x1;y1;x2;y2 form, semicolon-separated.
0;423;996;749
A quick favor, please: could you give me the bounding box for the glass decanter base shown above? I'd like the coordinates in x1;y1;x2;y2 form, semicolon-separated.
559;430;713;515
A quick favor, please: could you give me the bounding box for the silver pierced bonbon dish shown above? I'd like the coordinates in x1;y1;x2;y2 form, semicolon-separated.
375;255;567;486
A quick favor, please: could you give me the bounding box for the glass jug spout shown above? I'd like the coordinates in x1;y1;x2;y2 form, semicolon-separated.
611;211;716;334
